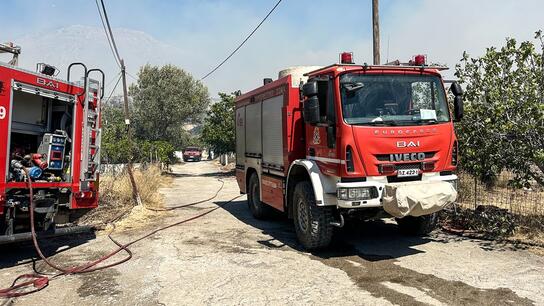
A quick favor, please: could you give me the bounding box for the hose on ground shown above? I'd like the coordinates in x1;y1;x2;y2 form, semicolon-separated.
145;179;225;211
0;172;239;298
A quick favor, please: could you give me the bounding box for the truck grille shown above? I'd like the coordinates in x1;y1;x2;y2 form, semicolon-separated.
375;151;435;162
395;163;421;170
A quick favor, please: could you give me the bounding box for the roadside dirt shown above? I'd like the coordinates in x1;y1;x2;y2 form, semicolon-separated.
1;161;543;305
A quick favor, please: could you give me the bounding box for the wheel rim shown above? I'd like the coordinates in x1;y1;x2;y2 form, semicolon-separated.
297;197;309;233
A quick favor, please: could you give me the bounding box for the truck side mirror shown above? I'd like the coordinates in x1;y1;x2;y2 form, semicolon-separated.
303;96;320;125
302;81;318;97
450;81;463;96
453;95;464;121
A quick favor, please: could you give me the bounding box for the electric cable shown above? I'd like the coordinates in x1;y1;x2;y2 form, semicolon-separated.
95;0;121;68
126;72;139;83
200;0;284;80
104;70;121;89
96;0;122;65
104;73;123;105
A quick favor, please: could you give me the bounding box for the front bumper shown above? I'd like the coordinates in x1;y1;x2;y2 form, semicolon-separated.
334;172;458;209
184;155;200;160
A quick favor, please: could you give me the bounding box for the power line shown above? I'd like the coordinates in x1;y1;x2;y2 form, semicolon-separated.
95;0;121;68
98;0;122;64
104;73;123;105
126;71;139;82
104;70;121;89
200;0;284;80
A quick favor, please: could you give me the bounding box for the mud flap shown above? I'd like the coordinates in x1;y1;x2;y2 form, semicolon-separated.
383;181;457;218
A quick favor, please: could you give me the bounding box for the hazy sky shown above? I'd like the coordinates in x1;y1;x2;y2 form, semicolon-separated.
2;0;543;97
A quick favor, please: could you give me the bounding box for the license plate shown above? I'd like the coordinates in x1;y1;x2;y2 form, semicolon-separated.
397;169;419;177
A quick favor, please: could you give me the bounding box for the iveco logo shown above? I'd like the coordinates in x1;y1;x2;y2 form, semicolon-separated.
37;77;59;89
396;140;420;148
390;152;426;162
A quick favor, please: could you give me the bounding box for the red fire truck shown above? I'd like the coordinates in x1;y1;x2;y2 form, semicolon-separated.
235;53;463;249
0;43;103;243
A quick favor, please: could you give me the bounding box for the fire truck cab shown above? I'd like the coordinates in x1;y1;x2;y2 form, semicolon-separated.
0;43;103;242
235;53;463;249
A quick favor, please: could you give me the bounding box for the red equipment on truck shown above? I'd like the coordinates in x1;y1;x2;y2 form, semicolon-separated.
0;43;104;243
235;52;464;249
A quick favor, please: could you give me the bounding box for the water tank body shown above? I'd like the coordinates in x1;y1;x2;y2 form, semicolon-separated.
278;66;322;88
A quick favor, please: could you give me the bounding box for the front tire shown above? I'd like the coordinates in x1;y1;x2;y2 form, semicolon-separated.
396;213;438;236
247;173;272;219
293;181;334;250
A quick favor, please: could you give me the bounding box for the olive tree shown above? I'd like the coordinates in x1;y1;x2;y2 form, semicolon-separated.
201;93;236;155
129;64;210;148
454;31;544;186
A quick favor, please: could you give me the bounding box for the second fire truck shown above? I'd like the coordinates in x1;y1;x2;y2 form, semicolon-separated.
235;53;463;249
0;43;104;243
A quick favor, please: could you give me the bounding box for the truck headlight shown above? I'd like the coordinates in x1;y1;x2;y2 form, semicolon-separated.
337;187;374;200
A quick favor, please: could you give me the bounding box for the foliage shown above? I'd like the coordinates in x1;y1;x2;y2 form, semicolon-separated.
102;64;211;164
102;105;132;164
201;92;236;155
129;64;210;148
101;106;175;165
454;31;544;186
135;140;176;165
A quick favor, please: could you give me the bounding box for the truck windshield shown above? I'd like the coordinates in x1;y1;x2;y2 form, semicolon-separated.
340;74;450;125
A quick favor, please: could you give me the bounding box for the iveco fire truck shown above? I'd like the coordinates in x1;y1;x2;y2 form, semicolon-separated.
235;53;463;249
0;43;104;243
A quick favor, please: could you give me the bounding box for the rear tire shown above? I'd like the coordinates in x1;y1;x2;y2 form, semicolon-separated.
396;213;438;236
293;181;334;250
247;173;272;219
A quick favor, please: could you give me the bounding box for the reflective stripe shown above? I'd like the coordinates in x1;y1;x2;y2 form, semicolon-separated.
306;156;346;164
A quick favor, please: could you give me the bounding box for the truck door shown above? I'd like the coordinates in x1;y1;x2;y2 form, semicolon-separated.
306;77;339;176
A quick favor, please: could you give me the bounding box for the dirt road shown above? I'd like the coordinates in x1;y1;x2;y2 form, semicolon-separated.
1;161;543;305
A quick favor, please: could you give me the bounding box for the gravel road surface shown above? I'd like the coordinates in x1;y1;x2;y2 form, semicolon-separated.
1;161;543;305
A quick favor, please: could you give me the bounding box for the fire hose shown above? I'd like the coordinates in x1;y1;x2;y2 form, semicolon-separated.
0;171;239;298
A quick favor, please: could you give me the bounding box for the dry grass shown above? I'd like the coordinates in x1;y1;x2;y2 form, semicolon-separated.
78;165;172;231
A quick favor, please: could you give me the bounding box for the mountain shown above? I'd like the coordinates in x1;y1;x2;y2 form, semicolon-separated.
12;25;183;93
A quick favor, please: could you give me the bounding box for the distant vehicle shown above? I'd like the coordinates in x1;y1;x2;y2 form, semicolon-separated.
183;147;202;162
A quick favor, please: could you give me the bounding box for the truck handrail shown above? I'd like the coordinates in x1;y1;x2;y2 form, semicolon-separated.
67;62;88;101
86;68;105;99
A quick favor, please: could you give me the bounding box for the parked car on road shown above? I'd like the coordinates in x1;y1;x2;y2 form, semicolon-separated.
183;147;202;162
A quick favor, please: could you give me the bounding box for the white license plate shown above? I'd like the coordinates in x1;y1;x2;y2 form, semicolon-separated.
397;169;419;177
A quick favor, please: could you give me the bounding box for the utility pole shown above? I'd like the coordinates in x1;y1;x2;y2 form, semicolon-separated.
372;0;380;65
120;59;142;206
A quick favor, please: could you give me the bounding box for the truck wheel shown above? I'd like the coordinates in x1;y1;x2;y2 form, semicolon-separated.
247;173;272;219
396;213;438;236
293;181;334;250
